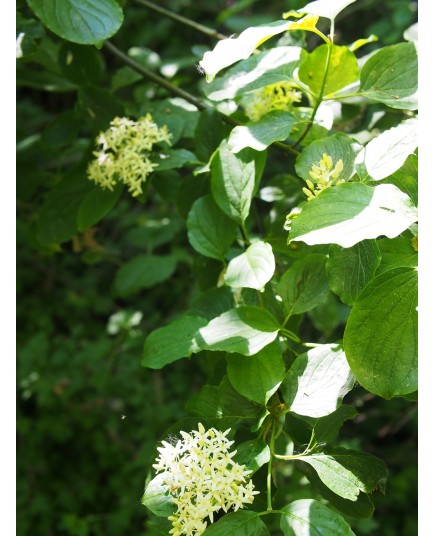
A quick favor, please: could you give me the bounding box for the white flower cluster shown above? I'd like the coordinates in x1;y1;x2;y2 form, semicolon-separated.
302;153;345;200
87;114;171;197
241;81;302;121
153;423;259;536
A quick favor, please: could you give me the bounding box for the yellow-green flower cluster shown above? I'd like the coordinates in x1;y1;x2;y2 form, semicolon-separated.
302;153;345;200
153;423;258;536
87;115;171;197
242;81;302;121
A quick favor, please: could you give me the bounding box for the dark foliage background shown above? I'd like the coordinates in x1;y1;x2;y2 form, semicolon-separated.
17;1;417;534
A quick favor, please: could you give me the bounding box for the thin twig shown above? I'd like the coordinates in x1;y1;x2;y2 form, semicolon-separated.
135;0;227;40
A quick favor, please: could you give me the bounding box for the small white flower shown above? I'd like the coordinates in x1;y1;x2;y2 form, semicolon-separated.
154;423;259;536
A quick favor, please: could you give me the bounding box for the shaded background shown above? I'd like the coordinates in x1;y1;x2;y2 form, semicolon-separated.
17;0;417;534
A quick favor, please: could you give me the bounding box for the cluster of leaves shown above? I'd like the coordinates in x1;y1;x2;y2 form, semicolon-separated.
17;0;417;535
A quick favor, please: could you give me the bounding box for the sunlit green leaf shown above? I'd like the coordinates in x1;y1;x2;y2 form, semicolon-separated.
282;344;355;418
294;0;357;20
287;183;418;247
141;474;175;517
224;241;275;291
203;511;267;535
233;439;270;473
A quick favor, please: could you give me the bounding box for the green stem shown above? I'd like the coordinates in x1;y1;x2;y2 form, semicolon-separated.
267;419;276;511
280;328;301;344
273;445;310;460
104;42;299;157
134;0;227;40
324;91;362;101
240;222;251;247
291;19;335;148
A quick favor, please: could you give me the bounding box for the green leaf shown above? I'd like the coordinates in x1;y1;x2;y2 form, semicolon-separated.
326;240;382;305
155;149;199;171
28;0;124;45
190;287;235;320
186;376;260;424
224;241;275;291
376;235;418;274
115;254;177;297
296;0;357;20
287;183;418;247
277;254;329;315
227;343;285;405
196;307;280;356
356;118;418;181
344;267;418;398
142;315;208;369
58;43;104;86
187;195;237;260
298;45;359;97
194;110;232;162
141;474;175;517
202;511;267;535
295;133;361;183
211;141;266;224
228;111;297;153
311;405;358;446
199;20;293;82
298;448;388;500
204;46;301;102
280;499;356;536
37;174;92;245
233;439;270;473
299;463;375;519
360;42;418;110
282;344;355;418
77;183;123;231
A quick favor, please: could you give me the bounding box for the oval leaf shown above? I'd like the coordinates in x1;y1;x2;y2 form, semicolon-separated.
277;254;329;315
196;307;280;356
298;448;388;501
203;511;267;536
326;240;381;305
187;195;237;260
228;111;297;153
233;439;270;473
356;118;418;181
142;315;208;369
224;241;275;291
227;343;285;405
295;133;361;182
280;499;356;536
296;0;356;20
360;42;418;110
115;254;177;297
28;0;124;45
199;20;292;82
211;141;266;224
287;183;418;247
344;267;417;398
141;474;175;517
282;344;355;418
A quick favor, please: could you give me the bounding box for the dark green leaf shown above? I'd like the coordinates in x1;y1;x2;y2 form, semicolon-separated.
187;195;237;260
227;343;285;405
360;42;418;109
196;306;280;356
228;111;297;153
190;287;235;321
58;43;104;85
233;439;270;473
298;448;388;500
326;240;381;305
203;511;267;536
155;149;199;171
280;499;355;535
376;234;418;274
77;183;123;231
282;344;355;417
115;254;177;297
298;45;359;97
311;405;358;446
194;110;231;162
28;0;124;45
344;267;418;398
142;316;207;369
211;141;266;224
277;254;329;315
287;183;418;247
